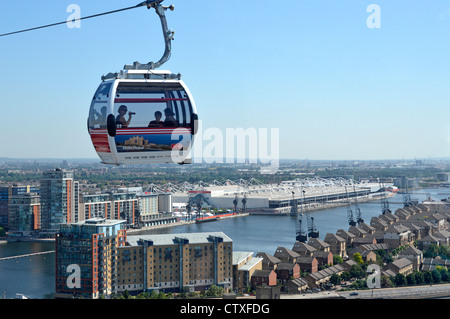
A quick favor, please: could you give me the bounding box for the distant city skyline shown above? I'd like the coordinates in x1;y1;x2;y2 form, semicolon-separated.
1;1;449;161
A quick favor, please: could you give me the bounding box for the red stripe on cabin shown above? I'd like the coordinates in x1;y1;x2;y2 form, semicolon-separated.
90;131;111;153
114;98;188;103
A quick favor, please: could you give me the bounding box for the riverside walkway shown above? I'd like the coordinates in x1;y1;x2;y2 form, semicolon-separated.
0;250;55;261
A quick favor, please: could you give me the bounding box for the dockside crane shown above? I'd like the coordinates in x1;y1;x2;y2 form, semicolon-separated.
403;180;419;207
290;191;298;217
355;208;364;225
347;209;357;226
382;201;391;215
307;215;320;238
353;185;364;224
403;184;416;207
293;191;308;243
296;214;308;243
345;186;357;226
241;193;247;214
379;179;392;215
233;194;239;214
301;189;319;238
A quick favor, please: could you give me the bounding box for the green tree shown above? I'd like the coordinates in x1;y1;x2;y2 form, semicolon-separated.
424;244;439;258
333;255;343;265
340;271;351;281
394;274;407;286
439;267;449;282
432;269;442;283
375;249;386;259
413;271;424;285
122;290;130;299
353;253;364;265
423;271;433;284
157;292;167;299
350;279;367;290
406;273;415;286
0;227;5;237
385;253;394;264
350;265;365;279
438;246;450;259
381;275;394;288
206;285;224;298
330;273;340;285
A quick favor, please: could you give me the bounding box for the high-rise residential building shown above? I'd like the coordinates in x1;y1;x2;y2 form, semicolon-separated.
79;192;137;227
158;193;172;213
55;218;127;299
116;232;233;294
40;168;79;233
136;193;158;226
0;184;39;230
55;217;233;298
8;193;41;234
80;193;112;221
110;193;136;227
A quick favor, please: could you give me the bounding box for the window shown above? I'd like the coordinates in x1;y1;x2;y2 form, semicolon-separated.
114;82;193;129
88;82;112;129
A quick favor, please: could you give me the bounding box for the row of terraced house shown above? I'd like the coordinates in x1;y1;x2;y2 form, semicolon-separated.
232;200;450;294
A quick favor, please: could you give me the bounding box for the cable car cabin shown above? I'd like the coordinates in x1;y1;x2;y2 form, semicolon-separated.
88;69;198;165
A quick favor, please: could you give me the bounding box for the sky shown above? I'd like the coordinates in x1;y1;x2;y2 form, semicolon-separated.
0;0;450;161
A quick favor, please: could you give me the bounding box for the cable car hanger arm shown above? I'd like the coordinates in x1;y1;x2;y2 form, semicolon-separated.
125;0;175;71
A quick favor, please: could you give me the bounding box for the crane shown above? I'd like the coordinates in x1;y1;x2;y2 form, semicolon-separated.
293;191;307;242
296;214;308;243
378;179;392;215
300;188;319;238
233;194;239;214
241;193;247;214
345;186;357;226
307;215;320;239
353;185;364;224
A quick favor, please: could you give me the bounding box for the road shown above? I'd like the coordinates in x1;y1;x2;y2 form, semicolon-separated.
337;284;450;299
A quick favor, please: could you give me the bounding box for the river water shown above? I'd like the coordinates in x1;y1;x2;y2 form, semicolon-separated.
0;188;448;299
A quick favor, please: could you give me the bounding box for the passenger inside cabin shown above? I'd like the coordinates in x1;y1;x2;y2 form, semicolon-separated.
163;108;178;127
148;111;164;127
116;105;133;128
92;106;107;128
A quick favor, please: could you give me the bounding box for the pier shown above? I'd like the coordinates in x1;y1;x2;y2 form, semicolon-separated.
0;251;55;262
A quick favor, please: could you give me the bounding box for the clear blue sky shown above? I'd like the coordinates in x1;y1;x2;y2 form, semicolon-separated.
1;0;449;161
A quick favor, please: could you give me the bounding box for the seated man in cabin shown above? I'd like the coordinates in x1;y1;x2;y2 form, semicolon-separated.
148;111;164;127
163;108;178;127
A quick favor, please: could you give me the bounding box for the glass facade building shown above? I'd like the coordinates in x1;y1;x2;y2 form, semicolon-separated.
40;169;79;232
8;193;41;233
0;185;39;230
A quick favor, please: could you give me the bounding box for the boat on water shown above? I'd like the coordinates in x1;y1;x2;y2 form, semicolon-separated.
195;212;237;223
386;186;399;193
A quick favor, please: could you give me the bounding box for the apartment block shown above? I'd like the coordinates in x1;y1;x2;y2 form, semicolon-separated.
80;192;137;228
0;184;39;230
55;218;127;299
40;169;79;233
8;193;41;234
116;232;233;294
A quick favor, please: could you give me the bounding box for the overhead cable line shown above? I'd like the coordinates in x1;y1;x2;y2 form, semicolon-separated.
0;0;162;38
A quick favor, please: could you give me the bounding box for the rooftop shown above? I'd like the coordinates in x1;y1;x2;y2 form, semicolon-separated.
127;232;233;246
73;218;126;226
